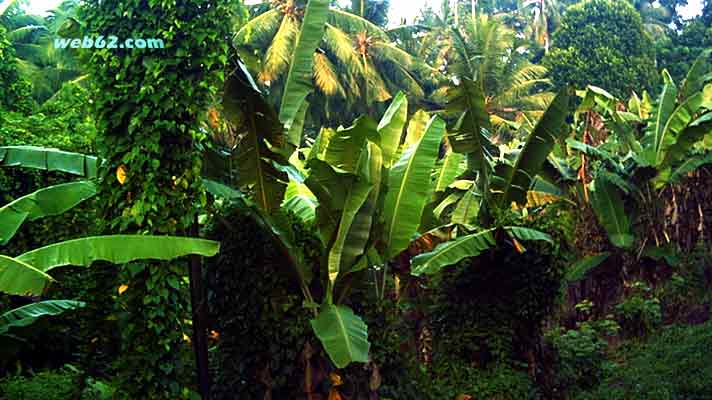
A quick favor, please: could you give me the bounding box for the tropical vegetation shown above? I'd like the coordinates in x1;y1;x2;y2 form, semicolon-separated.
1;0;710;399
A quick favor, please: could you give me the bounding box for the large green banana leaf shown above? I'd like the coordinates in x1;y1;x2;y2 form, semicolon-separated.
566;252;612;282
0;146;98;177
0;236;220;295
0;300;85;336
447;78;492;178
450;185;479;225
433;150;466;193
680;50;711;101
403;110;430;150
640;71;678;166
310;304;370;368
490;88;570;208
589;176;634;249
661;112;712;169
223;66;289;212
279;0;329;138
411;228;496;276
0;181;97;245
383;116;445;259
327;148;379;291
0;255;54;296
323;116;375;174
377;92;408;167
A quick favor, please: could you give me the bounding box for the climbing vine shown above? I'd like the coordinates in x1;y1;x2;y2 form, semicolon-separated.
80;0;232;397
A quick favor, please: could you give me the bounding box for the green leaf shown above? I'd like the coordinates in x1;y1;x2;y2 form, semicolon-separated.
589;176;634;249
411;229;496;276
223;67;289;212
433;150;466;192
327;149;378;288
667;152;712;184
0;181;97;245
1;236;220;295
0;300;86;336
383;116;445;259
0;146;98;178
279;0;329;136
377;92;408;167
433;192;462;220
490;87;570;207
450;185;479;225
504;227;553;244
661;112;712;169
310;304;370;368
680;50;711;101
323;116;376;174
566;252;611;282
641;72;678;166
0;255;55;296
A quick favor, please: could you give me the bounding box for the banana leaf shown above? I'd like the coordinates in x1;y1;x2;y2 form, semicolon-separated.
490;87;570;208
566;252;612;282
0;146;98;177
279;0;329;138
0;300;85;336
383;116;445;259
640;71;678;166
0;181;97;245
589;176;634;249
411;228;496;276
0;236;220;295
223;65;289;212
377;92;408;167
310;304;370;368
433;150;466;193
327;147;378;291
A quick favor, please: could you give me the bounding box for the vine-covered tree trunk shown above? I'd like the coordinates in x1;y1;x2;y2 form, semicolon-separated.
81;0;231;397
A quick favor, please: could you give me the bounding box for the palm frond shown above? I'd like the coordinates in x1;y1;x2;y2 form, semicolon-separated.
313;52;345;97
260;15;297;83
235;9;282;47
328;9;388;40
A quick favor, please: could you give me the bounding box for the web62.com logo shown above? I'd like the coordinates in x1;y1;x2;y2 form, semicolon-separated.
54;36;165;49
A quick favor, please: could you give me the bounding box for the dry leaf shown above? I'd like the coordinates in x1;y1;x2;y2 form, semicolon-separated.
116;165;128;185
329;372;343;386
327;388;343;400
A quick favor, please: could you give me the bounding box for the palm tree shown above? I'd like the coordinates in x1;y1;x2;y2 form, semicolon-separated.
2;0;84;103
421;12;554;137
234;0;439;125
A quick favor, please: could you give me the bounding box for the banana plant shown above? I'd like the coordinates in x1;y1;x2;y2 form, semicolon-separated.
0;145;221;360
404;84;572;276
563;52;712;250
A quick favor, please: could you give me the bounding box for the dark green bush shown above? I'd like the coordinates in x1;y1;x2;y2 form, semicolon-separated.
575;321;712;400
615;281;662;338
204;202;325;399
546;314;619;393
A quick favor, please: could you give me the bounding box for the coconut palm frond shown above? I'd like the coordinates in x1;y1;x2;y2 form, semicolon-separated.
260;15;297;82
328;8;388;40
235;8;282;46
323;23;362;75
313;52;345;97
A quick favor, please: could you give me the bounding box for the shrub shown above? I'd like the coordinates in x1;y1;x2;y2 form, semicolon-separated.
546;310;620;393
615;281;662;338
204;202;324;399
0;366;113;400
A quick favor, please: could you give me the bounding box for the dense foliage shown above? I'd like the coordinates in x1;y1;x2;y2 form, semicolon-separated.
544;0;657;97
1;0;711;398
